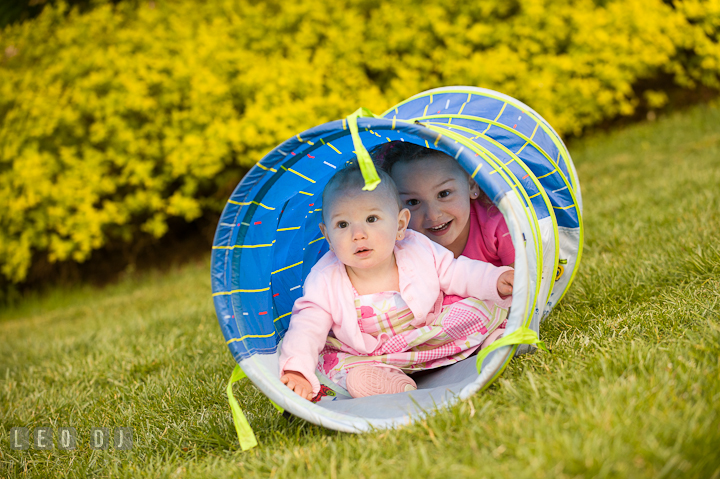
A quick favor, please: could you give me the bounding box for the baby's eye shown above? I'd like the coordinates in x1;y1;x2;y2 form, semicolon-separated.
438;190;451;199
406;199;420;207
366;215;378;223
337;221;348;228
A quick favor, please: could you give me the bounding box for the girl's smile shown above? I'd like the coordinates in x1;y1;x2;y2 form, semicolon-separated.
427;220;453;235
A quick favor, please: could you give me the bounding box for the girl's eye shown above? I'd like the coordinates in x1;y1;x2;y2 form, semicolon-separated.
438;190;451;199
406;199;420;207
337;221;348;228
366;215;378;223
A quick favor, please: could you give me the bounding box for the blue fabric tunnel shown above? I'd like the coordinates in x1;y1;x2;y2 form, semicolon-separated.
211;86;583;442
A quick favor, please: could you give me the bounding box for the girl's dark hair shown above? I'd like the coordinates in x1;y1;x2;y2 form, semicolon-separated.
369;141;451;175
369;140;494;207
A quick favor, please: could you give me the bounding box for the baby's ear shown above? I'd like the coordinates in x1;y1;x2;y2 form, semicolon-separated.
319;223;332;250
397;208;411;239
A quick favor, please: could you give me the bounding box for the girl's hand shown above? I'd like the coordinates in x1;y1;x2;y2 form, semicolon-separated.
280;370;315;401
497;270;514;297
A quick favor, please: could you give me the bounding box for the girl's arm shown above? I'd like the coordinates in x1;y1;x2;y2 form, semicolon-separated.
495;218;516;268
427;235;513;307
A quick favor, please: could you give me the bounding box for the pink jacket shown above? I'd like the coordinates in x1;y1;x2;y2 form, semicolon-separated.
279;229;513;394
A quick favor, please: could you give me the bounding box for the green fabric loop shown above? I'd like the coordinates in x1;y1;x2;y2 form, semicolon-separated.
475;327;549;374
226;364;258;451
346;107;380;191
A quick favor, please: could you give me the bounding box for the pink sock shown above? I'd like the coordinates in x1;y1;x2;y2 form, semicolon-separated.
346;365;417;398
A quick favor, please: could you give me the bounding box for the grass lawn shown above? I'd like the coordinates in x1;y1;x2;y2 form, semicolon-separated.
1;103;719;479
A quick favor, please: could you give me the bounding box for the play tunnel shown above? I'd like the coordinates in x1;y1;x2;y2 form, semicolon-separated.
211;86;583;448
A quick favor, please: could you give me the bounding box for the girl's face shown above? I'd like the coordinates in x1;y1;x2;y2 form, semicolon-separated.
390;155;480;257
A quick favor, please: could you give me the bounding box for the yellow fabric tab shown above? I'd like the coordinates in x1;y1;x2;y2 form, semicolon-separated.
226;364;258;451
475;327;549;373
346;107;380;191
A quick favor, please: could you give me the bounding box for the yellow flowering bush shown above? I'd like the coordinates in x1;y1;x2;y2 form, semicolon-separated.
0;0;718;283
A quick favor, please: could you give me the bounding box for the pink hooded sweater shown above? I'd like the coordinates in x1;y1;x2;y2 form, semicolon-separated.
279;229;513;395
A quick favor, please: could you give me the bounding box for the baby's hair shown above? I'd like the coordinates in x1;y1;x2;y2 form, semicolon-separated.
321;161;403;224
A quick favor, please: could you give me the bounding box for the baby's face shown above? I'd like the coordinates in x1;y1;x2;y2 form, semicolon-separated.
391;155;479;255
320;188;408;272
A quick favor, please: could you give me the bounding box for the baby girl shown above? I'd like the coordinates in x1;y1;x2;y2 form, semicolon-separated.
279;162;514;400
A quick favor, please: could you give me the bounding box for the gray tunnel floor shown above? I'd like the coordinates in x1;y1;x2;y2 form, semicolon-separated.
316;354;485;420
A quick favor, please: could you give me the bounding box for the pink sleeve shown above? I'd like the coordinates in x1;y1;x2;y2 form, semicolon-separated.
495;216;516;266
278;271;334;395
427;237;513;308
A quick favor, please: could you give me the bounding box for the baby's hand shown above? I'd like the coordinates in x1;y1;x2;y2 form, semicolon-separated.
280;370;315;401
497;270;514;297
